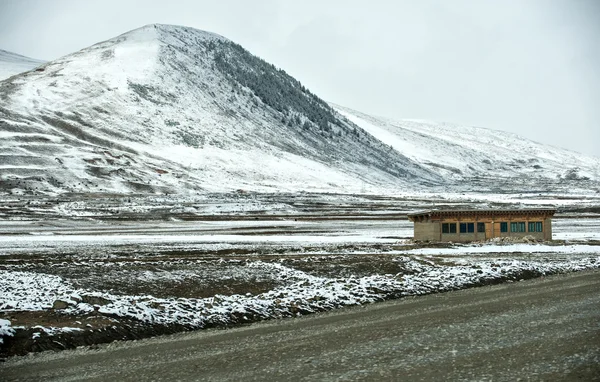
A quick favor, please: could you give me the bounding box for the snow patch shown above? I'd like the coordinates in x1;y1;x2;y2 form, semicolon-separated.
0;318;15;343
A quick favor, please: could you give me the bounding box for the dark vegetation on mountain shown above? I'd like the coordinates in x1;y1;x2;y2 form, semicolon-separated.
211;40;336;133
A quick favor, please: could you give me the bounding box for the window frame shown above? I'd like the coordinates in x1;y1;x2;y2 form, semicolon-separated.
442;223;457;234
511;222;526;233
477;222;485;233
459;222;475;234
528;221;543;232
500;222;508;233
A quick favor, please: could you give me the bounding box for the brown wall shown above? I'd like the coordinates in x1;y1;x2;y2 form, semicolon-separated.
544;218;552;241
439;233;479;243
414;221;440;241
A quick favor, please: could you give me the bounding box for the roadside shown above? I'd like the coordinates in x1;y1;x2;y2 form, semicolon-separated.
2;269;599;381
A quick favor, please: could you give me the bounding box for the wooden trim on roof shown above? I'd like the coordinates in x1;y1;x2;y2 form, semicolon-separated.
407;208;556;222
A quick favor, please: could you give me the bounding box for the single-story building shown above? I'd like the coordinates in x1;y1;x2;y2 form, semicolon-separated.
407;208;555;242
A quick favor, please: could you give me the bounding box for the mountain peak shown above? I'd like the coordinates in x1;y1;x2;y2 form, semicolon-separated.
0;24;438;196
90;24;230;56
154;24;228;41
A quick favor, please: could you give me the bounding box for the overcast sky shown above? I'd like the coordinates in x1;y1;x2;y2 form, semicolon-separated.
1;0;599;157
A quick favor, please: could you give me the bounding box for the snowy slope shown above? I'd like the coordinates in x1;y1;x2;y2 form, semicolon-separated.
0;50;45;80
0;24;439;196
1;25;598;197
334;105;600;190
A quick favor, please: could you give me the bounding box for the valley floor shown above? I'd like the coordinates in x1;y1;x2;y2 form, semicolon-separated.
0;192;599;357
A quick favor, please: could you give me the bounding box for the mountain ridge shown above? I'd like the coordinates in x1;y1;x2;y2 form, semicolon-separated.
0;24;440;196
0;49;45;81
333;104;600;190
0;24;598;197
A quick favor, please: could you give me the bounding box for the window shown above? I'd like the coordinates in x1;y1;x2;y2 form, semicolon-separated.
460;223;474;233
500;222;508;233
467;223;474;233
510;222;526;232
477;222;485;233
442;223;457;234
528;222;543;232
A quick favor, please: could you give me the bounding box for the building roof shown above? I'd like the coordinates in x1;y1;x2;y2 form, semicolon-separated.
407;208;556;221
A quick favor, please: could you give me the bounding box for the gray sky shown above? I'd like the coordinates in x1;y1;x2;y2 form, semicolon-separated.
1;0;599;157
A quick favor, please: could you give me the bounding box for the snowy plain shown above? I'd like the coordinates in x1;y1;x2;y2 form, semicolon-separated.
1;206;599;347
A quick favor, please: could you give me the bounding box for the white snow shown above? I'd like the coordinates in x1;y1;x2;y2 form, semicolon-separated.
0;318;15;343
0;234;397;255
403;244;600;256
334;104;600;182
1;255;598;332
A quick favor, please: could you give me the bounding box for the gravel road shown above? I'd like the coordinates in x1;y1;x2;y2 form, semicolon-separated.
2;269;599;381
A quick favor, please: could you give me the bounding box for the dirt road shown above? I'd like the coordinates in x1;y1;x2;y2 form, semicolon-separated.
2;270;599;381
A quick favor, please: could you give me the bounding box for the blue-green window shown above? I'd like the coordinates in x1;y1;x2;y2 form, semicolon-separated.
528;222;543;232
511;222;526;232
500;222;508;233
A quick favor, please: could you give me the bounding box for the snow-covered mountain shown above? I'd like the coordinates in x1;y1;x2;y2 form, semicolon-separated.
0;24;598;197
334;105;600;192
0;50;45;80
0;24;440;196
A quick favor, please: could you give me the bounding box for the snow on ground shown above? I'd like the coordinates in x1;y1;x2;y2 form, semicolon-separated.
0;234;398;255
0;319;15;343
555;232;600;241
1;211;599;343
1;255;598;336
403;244;600;256
1;241;599;341
553;218;600;241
